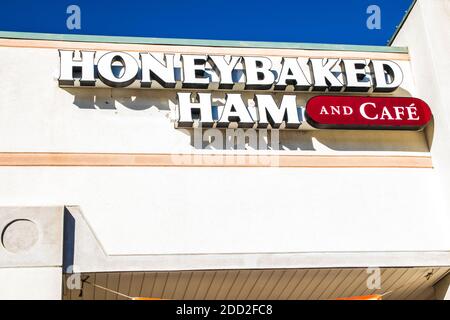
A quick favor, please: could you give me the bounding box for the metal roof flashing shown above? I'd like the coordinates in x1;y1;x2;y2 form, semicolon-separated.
0;31;408;54
388;0;417;46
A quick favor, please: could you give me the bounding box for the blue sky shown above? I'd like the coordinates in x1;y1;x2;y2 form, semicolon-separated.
0;0;413;45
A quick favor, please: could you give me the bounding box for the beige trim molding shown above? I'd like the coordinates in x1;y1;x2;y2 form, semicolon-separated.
0;153;432;168
0;38;410;61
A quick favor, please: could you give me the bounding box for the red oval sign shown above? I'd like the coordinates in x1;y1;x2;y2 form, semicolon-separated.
305;96;432;130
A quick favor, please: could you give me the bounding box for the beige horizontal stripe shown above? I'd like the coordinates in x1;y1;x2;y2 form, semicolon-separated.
0;153;432;168
0;38;410;61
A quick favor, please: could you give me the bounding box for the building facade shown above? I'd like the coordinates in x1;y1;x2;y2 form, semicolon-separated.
0;0;449;300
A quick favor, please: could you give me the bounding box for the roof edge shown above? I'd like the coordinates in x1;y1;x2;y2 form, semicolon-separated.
0;30;408;54
388;0;417;46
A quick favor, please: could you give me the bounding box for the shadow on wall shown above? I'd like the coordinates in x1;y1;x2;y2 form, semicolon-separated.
184;128;431;152
63;207;75;272
64;88;172;111
62;86;433;153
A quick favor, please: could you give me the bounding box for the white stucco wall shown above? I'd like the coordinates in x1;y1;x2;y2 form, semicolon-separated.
392;0;450;246
0;267;62;300
0;31;449;263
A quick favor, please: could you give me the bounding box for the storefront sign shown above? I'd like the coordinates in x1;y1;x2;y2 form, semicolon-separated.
305;96;432;130
59;51;403;92
58;50;432;131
